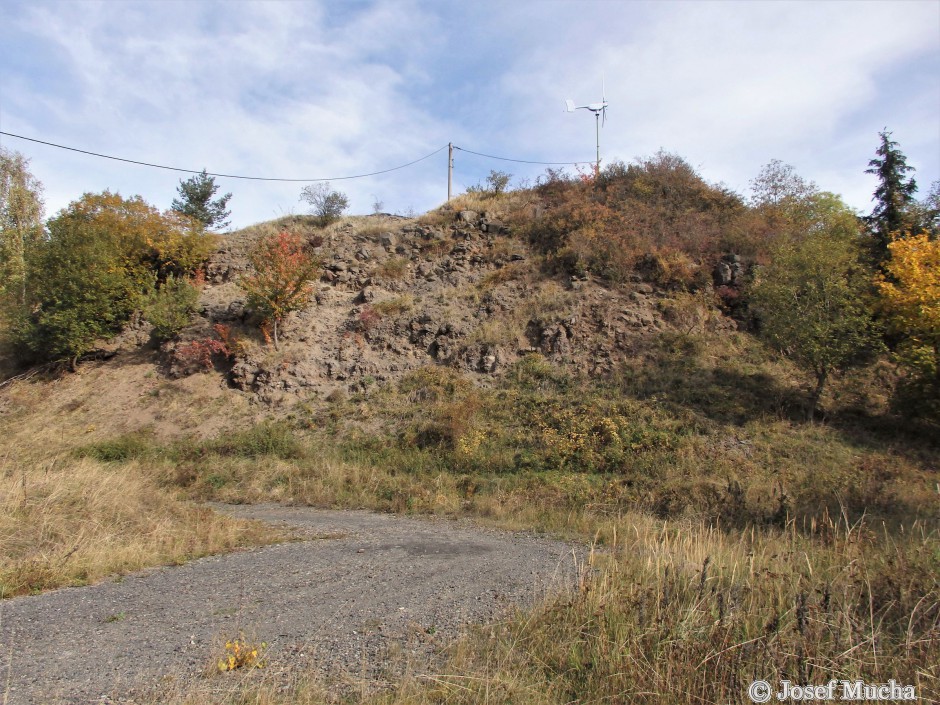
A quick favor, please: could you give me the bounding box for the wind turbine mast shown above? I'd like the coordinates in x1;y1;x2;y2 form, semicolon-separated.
565;79;608;176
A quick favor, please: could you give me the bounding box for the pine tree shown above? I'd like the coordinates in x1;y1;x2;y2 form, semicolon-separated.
866;129;917;259
172;170;232;231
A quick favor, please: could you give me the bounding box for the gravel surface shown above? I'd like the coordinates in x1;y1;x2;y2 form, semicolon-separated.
0;505;582;704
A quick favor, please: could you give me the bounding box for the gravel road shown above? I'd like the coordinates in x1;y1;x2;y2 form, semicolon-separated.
0;505;582;704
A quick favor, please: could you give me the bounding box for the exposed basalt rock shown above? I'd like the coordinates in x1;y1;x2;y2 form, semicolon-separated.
481;219;509;235
159;211;741;403
713;253;745;287
202;299;247;323
458;343;502;374
457;210;480;225
539;323;571;356
356;286;378;304
230;360;260;391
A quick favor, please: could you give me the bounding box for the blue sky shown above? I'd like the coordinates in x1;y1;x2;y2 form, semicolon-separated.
1;0;938;230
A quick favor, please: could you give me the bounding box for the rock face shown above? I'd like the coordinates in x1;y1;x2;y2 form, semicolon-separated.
713;254;745;287
159;212;734;403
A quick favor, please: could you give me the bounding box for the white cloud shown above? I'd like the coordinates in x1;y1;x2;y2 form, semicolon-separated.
0;0;936;226
496;1;939;206
1;0;453;223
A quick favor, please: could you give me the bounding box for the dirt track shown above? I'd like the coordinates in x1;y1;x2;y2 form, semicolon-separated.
0;505;582;704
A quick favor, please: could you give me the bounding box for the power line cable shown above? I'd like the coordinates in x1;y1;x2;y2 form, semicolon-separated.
0;130;448;182
453;145;589;166
0;130;593;182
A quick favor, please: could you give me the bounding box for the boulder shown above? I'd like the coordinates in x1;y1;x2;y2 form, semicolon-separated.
230;361;260;391
481;220;509;235
713;261;733;286
457;210;480;224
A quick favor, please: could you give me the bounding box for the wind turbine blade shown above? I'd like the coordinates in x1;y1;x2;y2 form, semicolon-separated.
565;99;575;112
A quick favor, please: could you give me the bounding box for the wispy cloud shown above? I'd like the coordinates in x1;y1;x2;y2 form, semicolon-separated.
0;0;937;226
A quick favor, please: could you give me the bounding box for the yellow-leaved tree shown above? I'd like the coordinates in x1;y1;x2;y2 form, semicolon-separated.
876;231;940;416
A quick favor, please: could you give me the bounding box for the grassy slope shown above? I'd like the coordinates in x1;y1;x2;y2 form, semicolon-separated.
73;338;940;704
0;354;284;597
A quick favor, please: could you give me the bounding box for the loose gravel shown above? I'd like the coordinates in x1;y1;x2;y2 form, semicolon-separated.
0;505;583;704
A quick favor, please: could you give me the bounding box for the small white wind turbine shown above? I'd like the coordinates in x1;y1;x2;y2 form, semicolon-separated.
566;79;608;175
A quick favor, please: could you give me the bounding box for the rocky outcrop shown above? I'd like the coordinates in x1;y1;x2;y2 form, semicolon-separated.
152;210;739;404
713;254;745;287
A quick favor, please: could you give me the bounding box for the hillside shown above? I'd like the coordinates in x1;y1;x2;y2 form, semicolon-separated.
180;208;737;402
1;172;938;703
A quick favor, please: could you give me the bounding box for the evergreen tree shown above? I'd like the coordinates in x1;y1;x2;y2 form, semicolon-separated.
172;170;232;231
865;129;917;258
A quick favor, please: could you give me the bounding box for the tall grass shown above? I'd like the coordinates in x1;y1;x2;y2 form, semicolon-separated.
0;456;284;597
3;297;938;701
382;514;940;704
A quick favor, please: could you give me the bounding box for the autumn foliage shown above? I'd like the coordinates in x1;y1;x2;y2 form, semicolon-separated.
171;323;236;374
240;231;320;349
519;152;744;286
12;191;215;367
877;232;940;414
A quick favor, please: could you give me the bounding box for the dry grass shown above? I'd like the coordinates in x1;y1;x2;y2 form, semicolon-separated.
0;455;284;597
2;198;937;700
464;319;521;347
2;356;938;702
516;281;573;320
459;280;573;347
371;295;415;317
477;262;527;290
0;361;281;599
417;190;535;230
376;514;940;704
372;257;411;281
354;216;405;239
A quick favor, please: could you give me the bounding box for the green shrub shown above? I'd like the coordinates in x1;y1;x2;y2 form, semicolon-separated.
13;192;215;367
77;433;153;462
142;275;199;341
299;182;349;227
184;422;305;460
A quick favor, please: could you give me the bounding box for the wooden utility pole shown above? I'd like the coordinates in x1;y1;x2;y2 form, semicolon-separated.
447;142;453;201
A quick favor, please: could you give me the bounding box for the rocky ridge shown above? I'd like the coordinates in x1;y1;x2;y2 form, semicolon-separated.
168;207;740;405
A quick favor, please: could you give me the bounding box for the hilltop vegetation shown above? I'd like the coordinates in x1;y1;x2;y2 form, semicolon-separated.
1;135;938;702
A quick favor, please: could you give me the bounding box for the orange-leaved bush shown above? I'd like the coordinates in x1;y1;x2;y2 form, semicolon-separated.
240;231;321;349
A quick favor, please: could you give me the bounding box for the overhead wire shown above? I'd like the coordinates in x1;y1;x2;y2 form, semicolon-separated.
0;130;593;182
0;130;448;182
452;145;589;166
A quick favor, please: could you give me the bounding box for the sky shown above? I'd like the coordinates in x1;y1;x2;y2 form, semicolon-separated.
1;0;938;230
